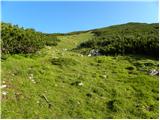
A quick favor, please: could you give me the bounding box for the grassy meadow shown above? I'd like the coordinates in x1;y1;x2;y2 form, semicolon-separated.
1;31;159;118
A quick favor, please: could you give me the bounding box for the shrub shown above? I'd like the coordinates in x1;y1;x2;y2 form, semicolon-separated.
1;22;59;56
77;23;159;58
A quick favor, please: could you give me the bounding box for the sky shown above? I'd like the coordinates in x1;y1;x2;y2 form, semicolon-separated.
1;1;159;33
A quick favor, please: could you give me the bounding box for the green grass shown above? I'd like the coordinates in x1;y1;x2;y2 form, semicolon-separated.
1;32;159;119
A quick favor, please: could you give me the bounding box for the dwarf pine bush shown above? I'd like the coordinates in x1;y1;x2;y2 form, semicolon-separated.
1;22;59;55
77;23;159;58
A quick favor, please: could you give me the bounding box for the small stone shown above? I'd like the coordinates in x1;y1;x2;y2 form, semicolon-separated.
78;82;83;86
31;79;36;83
88;54;91;57
148;69;159;76
2;81;5;84
102;75;107;78
1;85;7;89
2;91;7;95
89;49;101;56
80;54;83;57
63;48;67;51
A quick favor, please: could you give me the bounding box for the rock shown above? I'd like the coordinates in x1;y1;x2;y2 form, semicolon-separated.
2;91;8;96
2;81;5;84
31;79;36;84
78;82;83;86
29;76;32;80
1;85;7;89
80;54;83;57
148;69;159;76
63;48;67;51
88;49;101;56
71;81;83;86
37;100;40;104
102;75;107;78
88;54;91;57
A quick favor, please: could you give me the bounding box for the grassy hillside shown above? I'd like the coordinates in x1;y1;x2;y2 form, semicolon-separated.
1;23;159;119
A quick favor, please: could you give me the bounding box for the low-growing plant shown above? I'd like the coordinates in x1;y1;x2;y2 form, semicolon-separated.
1;22;60;56
51;57;78;66
77;23;159;58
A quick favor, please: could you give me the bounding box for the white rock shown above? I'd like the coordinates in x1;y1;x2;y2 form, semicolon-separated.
2;81;5;84
88;54;91;57
1;85;7;89
2;91;7;95
63;48;67;51
148;69;159;76
102;75;107;78
31;79;36;83
78;82;83;86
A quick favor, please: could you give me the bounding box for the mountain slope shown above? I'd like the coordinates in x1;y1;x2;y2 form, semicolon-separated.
1;23;159;119
75;23;159;58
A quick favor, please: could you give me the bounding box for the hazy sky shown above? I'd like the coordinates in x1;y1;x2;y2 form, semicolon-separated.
1;1;158;33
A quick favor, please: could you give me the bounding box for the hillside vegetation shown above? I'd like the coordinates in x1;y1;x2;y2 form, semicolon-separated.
1;22;159;119
76;23;159;58
1;23;59;55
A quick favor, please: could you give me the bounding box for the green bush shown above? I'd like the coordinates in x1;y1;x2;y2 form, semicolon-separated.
1;22;59;55
77;23;159;58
